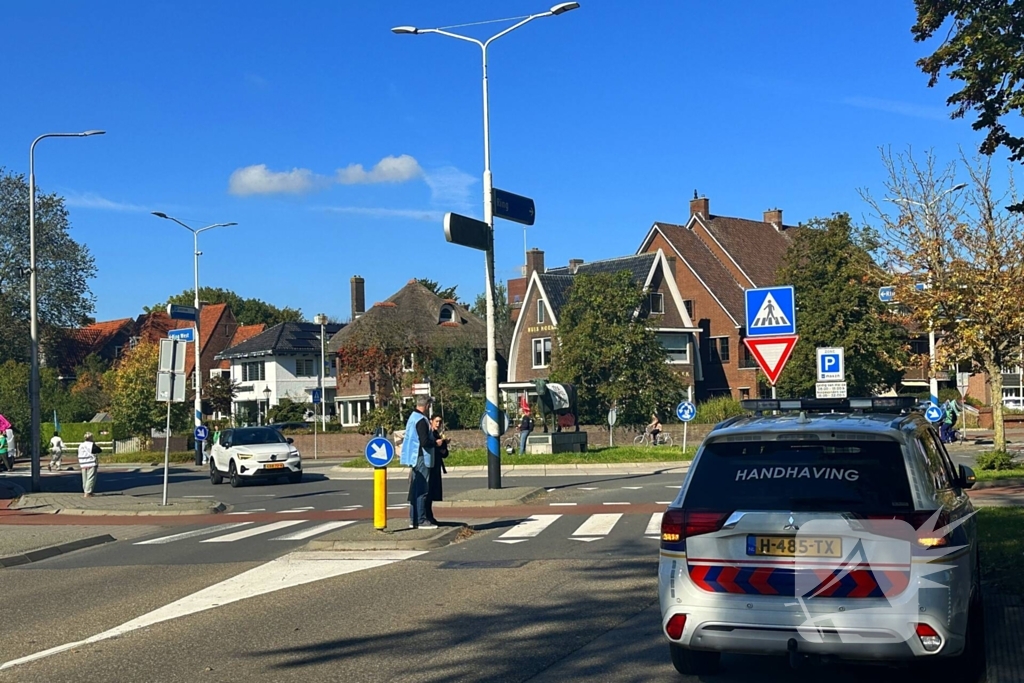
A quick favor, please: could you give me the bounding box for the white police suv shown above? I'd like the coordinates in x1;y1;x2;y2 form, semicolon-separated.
660;397;982;678
210;427;302;487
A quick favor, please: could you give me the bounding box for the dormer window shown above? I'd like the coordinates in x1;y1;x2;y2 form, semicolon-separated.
439;305;456;324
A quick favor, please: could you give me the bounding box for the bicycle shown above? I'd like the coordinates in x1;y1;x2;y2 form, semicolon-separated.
503;432;521;455
634;429;673;447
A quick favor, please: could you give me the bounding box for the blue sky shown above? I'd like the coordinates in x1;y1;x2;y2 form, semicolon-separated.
1;1;985;322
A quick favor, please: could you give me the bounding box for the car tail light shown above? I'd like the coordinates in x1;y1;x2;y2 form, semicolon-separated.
915;623;942;652
661;509;730;547
862;511;953;548
665;614;687;640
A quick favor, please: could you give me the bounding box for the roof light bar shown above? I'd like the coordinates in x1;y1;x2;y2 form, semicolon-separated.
740;397;917;413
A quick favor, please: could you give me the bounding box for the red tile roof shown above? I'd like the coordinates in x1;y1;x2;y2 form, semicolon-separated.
218;323;266;368
654;222;747;325
698;215;797;287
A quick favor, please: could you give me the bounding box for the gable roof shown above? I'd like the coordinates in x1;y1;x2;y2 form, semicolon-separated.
216;321;344;360
326;280;486;353
218;324;266;368
52;318;135;373
696;214;796;287
544;253;658;320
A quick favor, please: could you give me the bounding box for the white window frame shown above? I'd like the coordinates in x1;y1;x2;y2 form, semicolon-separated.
656;331;690;364
295;358;315;377
439;305;456;324
242;361;265;382
648;292;665;315
402;352;415;373
537;299;546;324
532;337;552;368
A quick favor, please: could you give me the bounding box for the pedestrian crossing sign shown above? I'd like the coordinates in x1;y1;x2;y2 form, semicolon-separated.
745;286;796;337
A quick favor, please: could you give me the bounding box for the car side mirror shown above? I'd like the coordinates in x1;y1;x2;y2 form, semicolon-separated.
959;464;976;490
286;438;294;444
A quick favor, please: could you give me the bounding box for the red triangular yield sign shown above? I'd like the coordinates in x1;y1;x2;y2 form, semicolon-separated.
743;335;799;385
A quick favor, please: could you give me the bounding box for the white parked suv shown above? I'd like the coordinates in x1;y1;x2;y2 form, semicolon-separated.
210;427;302;487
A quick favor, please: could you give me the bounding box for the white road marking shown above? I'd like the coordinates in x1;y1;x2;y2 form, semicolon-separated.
243;494;276;497
182;495;214;499
656;501;673;505
645;512;664;537
496;514;561;540
327;506;362;511
134;523;253;545
577;487;598;491
549;503;577;506
666;485;681;489
271;521;355;541
201;520;303;543
572;513;622;538
546;488;556;492
0;550;425;672
494;539;527;544
277;509;313;514
387;504;409;509
603;502;630;506
621;486;643;490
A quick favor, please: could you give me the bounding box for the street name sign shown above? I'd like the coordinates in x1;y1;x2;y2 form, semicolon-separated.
444;212;491;252
743;335;799;385
167;304;198;321
676;401;696;422
745;286;796;337
194;425;209;442
816;347;845;382
815;381;848;399
492;188;536;226
168;327;195;343
365;436;395;468
878;286;896;303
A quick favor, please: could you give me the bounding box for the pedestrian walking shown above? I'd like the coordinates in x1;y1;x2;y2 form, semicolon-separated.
78;432;102;498
426;415;449;525
518;408;534;455
399;395;436;529
0;429;9;472
48;431;66;471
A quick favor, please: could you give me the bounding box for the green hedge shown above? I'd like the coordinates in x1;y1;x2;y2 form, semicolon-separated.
42;421;123;442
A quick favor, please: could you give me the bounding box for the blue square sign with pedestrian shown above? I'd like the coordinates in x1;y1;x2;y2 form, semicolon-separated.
745;286;796;337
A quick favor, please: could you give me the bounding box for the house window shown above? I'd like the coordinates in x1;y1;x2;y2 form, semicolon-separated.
242;361;265;381
648;292;665;315
439;305;456;324
295;359;315;377
339;399;372;427
113;345;123;358
740;388;751;400
402;353;415;373
537;300;546;324
220;370;230;380
709;337;730;364
683;300;694;320
656;332;690;363
533;337;552;368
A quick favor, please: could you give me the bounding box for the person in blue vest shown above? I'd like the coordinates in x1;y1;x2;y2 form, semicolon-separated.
400;395;436;530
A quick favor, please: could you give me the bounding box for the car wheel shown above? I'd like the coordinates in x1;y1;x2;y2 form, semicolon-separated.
210;462;223;485
288;471;302;485
669;644;719;675
229;461;243;488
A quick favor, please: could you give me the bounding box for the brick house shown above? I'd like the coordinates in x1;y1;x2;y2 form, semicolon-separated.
503;248;701;407
637;195;797;400
50;317;137;375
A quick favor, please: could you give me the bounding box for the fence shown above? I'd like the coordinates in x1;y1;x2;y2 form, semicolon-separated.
114;436;143;454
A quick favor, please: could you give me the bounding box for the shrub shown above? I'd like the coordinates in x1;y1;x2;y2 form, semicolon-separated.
358;404;404;435
976;450;1016;471
695;396;745;424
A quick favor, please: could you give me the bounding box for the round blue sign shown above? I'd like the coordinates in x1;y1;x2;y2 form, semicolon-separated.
365;436;395;468
924;404;945;424
676;401;697;423
194;425;209;442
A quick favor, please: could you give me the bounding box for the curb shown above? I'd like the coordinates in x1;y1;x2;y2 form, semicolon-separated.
0;534;116;568
972;478;1024;490
304;524;465;551
11;502;228;517
434;486;545;509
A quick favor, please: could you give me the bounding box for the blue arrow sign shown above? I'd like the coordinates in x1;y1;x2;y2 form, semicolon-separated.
365;436;395;468
492;188;536;226
168;327;195;342
311;388;322;405
924;405;944;424
878;286;895;303
194;425;209;442
745;286;796;337
167;304;198;321
676;401;697;422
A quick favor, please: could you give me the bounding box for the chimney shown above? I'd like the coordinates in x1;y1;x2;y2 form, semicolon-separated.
568;258;584;274
763;208;783;227
666;255;677;278
350;275;365;320
525;248;545;278
690;191;709;220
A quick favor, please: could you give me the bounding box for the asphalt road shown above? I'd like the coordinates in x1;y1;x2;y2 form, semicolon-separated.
0;465;962;682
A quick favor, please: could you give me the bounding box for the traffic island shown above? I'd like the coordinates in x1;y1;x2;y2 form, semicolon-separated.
432;486;545;508
9;492;228;516
305;522;469;551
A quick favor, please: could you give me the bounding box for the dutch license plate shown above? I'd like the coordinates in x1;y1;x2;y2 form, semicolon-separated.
747;535;841;558
264;463;285;470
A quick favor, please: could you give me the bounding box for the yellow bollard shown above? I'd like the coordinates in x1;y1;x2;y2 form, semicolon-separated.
373;466;388;530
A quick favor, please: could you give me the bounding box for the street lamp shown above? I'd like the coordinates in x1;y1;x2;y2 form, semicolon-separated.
885;182;967;407
313;313;328;429
28;129;105;492
263;385;272;425
152;212;237;465
393;2;579;490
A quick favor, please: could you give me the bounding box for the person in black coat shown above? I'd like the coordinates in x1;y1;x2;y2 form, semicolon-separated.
426;415;449;524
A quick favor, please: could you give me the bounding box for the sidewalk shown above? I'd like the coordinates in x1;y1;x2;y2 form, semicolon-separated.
0;524;160;568
8;492;227;516
328;461;692;480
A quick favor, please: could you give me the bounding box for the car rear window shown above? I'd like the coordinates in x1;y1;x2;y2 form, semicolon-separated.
683;439;914;513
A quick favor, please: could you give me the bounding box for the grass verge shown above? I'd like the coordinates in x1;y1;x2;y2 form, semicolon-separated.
974;468;1024;482
98;451;196;464
342;444;695;468
977;507;1024;597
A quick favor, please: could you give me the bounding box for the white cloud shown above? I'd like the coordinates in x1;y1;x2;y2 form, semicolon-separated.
63;192;149;212
319;206;443;222
336;154;424;185
423;166;478;207
228;164;326;196
841;96;948;121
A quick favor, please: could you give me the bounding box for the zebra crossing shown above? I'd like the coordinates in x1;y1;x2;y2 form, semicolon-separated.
135;520;356;546
494;512;663;545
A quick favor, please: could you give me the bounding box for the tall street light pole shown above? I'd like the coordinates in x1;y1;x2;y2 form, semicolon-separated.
152;212;237;465
28;130;105;492
393;2;580;490
886;182;966;407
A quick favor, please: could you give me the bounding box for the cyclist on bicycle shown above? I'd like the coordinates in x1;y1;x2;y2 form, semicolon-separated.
647;413;662;445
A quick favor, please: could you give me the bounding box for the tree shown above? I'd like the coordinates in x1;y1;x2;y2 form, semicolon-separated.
424;343;485;429
773;213;910;397
473;281;514;359
863;148;1024;451
105;342;189;438
550;271;684;426
416;279;459;302
0;169;97;363
203;374;238;417
147;287;303;327
336;314;422;408
913;1;1024;169
267;398;309;424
